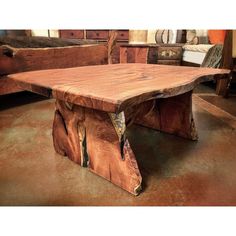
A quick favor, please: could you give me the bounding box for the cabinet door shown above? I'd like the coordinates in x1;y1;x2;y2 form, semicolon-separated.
86;30;109;40
116;30;129;41
157;46;182;60
60;30;84;39
120;47;148;63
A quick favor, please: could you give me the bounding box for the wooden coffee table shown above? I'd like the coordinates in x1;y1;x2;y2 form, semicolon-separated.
7;64;229;195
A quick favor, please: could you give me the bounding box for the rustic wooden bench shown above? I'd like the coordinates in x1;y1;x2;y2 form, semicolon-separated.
0;44;109;95
0;32;118;95
6;63;229;195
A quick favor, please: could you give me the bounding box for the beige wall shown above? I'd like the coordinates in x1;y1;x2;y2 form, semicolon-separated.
129;30;148;44
147;30;157;43
31;30;59;37
129;30;159;44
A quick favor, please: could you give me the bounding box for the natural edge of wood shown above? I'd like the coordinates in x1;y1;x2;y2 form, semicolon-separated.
0;44;108;76
117;73;229;113
127;91;198;141
0;76;23;95
52;99;142;195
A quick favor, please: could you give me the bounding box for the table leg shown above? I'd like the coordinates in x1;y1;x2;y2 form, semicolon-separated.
52;100;142;195
134;91;198;140
53;100;85;165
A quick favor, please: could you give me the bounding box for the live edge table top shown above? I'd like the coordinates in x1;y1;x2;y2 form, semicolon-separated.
7;64;229;113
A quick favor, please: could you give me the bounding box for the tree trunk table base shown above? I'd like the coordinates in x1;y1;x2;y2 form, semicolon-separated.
53;99;142;195
7;64;229;195
52;91;197;195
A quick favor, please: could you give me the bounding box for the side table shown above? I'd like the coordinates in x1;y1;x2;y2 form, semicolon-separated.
120;43;183;65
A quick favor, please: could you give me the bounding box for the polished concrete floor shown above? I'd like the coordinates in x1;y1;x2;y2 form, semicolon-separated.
0;84;236;206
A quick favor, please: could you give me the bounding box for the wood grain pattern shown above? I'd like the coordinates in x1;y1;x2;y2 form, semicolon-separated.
0;44;108;76
0;35;98;48
59;30;84;39
86;30;109;40
4;63;230;195
116;30;129;41
126;47;148;63
110;44;121;64
134;91;198;140
120;45;150;63
52;91;197;194
156;60;181;65
0;34;119;95
53;99;142;195
119;46;128;63
53;100;85;165
7;64;230;113
0;76;22;95
107;31;118;64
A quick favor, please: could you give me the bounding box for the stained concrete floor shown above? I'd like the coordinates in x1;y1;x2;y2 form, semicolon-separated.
0;84;236;206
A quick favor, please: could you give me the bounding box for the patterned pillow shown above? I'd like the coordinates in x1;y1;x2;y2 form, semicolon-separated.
208;30;226;44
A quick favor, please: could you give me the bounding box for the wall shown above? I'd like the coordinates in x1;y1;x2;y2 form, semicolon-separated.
147;30;157;43
129;30;148;43
31;30;59;37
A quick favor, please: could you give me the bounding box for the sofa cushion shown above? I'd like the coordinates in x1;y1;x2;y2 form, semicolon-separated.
182;44;215;65
183;44;214;53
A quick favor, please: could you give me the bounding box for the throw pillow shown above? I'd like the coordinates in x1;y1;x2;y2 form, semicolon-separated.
208;30;226;44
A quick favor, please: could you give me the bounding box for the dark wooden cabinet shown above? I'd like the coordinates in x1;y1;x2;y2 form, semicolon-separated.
120;45;149;63
116;30;129;41
58;30;129;64
86;30;109;40
157;46;182;60
120;44;183;65
59;30;129;42
59;30;84;39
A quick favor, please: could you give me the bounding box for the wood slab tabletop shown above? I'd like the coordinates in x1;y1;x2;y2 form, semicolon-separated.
7;64;230;113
